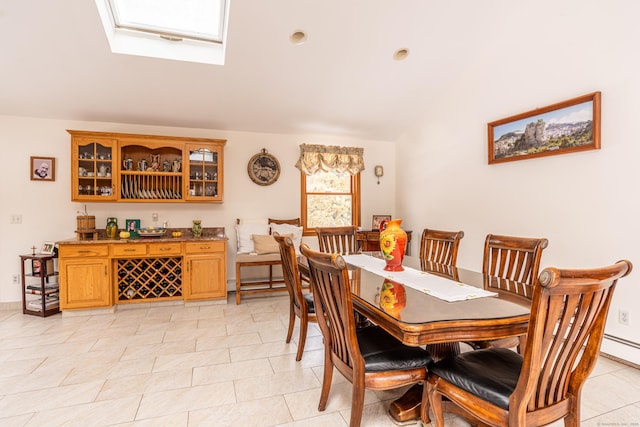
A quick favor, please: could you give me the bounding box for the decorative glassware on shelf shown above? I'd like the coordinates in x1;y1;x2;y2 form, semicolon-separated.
192;220;202;237
379;219;407;271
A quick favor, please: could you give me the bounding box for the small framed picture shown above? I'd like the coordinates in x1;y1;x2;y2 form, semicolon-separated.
125;219;140;236
31;259;54;277
32;259;42;276
31;156;55;181
41;242;55;255
372;215;391;231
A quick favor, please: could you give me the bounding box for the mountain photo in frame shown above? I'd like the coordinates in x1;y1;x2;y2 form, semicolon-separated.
488;92;601;164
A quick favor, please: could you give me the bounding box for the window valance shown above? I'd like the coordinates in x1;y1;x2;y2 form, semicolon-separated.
295;144;365;176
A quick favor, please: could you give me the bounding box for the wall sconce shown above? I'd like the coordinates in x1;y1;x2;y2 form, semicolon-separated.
374;165;384;184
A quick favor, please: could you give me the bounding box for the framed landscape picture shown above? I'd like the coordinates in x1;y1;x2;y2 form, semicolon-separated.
488;92;601;164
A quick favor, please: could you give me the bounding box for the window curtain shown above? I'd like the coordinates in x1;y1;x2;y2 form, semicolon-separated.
295;144;365;176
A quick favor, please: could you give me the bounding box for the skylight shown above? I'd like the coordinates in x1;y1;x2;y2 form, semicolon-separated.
95;0;229;65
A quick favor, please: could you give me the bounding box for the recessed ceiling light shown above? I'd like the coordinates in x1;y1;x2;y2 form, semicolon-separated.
290;30;307;45
394;48;410;61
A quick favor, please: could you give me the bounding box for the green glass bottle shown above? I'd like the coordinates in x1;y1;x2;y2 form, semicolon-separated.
106;217;118;239
192;220;202;237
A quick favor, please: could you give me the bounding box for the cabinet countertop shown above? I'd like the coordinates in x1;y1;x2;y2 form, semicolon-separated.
57;227;227;245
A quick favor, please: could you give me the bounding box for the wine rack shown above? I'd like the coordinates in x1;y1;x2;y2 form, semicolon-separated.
116;257;182;301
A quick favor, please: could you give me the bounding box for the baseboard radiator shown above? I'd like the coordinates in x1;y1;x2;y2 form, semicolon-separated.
601;333;640;368
604;333;640;350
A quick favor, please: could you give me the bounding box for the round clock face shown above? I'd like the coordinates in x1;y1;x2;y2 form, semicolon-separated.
248;152;280;186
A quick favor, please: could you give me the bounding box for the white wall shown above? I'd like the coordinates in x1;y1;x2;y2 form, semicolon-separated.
0;116;394;304
395;1;640;363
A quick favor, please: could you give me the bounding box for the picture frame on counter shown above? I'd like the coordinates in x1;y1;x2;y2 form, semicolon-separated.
126;219;141;236
31;156;55;181
41;241;55;255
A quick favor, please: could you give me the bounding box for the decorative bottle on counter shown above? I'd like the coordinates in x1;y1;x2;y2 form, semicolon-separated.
379;219;407;271
192;220;202;237
106;217;118;239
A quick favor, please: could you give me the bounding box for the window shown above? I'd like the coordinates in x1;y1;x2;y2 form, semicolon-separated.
295;143;364;235
95;0;229;65
301;170;361;235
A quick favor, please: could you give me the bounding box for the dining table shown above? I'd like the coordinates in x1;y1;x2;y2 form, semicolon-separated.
299;252;531;423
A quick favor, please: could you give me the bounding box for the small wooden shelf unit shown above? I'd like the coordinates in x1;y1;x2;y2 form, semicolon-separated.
20;254;60;317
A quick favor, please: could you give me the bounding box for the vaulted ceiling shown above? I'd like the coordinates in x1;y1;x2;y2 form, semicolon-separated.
0;1;592;141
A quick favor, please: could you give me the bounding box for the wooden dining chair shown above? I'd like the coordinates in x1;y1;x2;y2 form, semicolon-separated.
469;233;548;350
483;233;548;288
274;232;316;361
419;229;465;266
315;226;360;255
426;259;632;427
269;218;309;286
300;243;433;427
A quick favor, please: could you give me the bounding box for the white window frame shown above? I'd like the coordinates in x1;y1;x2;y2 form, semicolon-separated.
95;0;230;65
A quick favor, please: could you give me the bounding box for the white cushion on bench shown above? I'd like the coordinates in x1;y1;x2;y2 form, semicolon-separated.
236;222;270;253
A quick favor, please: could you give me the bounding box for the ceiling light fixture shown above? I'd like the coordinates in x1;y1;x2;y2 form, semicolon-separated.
394;48;410;61
290;30;307;45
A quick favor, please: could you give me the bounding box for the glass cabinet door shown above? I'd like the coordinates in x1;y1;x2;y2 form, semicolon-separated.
72;137;117;201
186;145;221;202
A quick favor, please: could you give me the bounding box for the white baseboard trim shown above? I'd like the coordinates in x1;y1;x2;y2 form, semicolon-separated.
601;334;640;367
0;301;22;311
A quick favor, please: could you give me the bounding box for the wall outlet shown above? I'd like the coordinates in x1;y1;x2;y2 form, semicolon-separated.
10;214;22;224
12;274;19;284
151;212;159;222
619;309;630;326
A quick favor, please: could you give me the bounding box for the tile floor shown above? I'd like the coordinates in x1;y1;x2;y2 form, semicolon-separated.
1;294;639;426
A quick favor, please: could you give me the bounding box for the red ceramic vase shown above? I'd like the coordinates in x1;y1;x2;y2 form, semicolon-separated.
379;219;407;271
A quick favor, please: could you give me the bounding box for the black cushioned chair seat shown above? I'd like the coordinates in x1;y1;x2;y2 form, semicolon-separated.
357;326;432;372
303;293;315;313
429;347;522;410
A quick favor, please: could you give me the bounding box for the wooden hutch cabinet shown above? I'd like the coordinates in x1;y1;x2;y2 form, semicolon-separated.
68;130;226;203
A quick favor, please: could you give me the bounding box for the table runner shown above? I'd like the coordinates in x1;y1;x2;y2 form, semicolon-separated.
342;254;497;302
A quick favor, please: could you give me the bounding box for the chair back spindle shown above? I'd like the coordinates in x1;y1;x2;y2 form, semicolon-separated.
483;234;548;296
315;226;359;255
419;229;464;266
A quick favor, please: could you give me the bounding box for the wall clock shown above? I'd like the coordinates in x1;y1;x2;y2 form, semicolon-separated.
247;149;280;186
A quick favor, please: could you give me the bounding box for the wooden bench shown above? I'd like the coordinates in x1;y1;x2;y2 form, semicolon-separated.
235;218;301;304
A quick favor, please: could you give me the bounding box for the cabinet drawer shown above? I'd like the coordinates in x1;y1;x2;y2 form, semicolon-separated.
148;242;182;256
112;244;147;257
185;241;226;254
59;244;109;258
